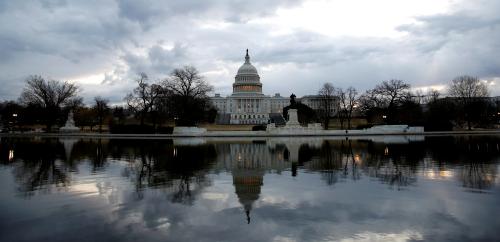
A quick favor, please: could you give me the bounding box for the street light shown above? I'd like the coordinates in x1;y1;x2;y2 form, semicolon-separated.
11;113;18;132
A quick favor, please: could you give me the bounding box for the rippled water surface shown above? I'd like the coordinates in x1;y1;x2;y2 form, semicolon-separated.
1;135;499;242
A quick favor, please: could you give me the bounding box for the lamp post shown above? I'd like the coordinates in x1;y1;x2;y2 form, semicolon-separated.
12;113;18;132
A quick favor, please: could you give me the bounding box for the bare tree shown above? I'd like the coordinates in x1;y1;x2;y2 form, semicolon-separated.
112;106;127;125
163;66;213;99
414;89;425;105
363;79;411;123
318;83;337;130
19;75;80;131
337;88;347;129
373;79;411;110
125;73;163;126
343;87;358;129
93;96;109;133
358;89;381;115
425;89;440;104
338;87;358;129
163;66;214;126
448;75;489;130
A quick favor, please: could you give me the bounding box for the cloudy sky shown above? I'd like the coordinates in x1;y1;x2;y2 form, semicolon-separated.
1;0;500;103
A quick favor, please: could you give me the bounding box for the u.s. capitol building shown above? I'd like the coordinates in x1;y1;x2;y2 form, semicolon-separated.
211;50;337;124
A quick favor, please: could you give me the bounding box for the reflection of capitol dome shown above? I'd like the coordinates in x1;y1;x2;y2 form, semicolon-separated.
233;169;264;224
233;170;264;223
230;145;266;224
211;142;289;223
233;49;262;95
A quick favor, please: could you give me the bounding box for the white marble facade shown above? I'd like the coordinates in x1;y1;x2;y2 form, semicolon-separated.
211;50;338;124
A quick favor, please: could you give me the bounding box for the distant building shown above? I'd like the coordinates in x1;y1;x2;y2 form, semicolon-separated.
210;50;338;124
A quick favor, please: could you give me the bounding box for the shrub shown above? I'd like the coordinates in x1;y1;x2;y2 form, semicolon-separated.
252;125;267;131
109;124;173;134
356;124;374;130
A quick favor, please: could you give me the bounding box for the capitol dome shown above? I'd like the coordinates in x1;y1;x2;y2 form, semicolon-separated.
237;56;258;75
233;49;263;95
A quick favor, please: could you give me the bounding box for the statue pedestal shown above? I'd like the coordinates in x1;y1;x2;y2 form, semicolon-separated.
266;109;322;134
60;111;80;133
286;109;301;127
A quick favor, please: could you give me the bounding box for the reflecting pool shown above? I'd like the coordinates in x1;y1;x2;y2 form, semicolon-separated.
1;135;499;242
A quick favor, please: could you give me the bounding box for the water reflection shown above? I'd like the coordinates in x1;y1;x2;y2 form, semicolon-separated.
1;135;500;241
1;136;500;196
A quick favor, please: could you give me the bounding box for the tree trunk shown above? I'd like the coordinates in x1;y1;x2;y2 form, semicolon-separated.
339;113;344;129
140;113;145;126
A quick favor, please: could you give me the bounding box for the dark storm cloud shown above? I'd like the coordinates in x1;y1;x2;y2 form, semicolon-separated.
1;0;500;103
0;0;304;102
116;0;302;26
399;15;500;36
116;0;210;30
121;43;189;79
256;32;385;66
395;3;500;81
0;1;137;59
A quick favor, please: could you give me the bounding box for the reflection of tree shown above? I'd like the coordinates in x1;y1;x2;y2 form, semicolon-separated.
428;135;500;191
300;140;362;186
459;162;497;190
340;140;361;181
0;138;72;197
118;140;216;204
360;141;422;190
171;175;193;204
320;141;344;186
297;139;424;189
363;154;416;190
2;138;216;202
370;160;417;190
69;139;108;172
3;135;500;203
13;157;70;196
427;136;500;164
93;139;105;171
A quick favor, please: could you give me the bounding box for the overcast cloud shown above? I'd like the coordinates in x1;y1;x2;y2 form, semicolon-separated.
1;0;499;103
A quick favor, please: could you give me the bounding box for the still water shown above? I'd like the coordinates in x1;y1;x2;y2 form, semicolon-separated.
0;135;499;242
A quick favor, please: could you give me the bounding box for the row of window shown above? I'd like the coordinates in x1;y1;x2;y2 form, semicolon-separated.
233;114;267;119
213;99;339;114
237;76;260;82
234;86;262;92
235;120;267;124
